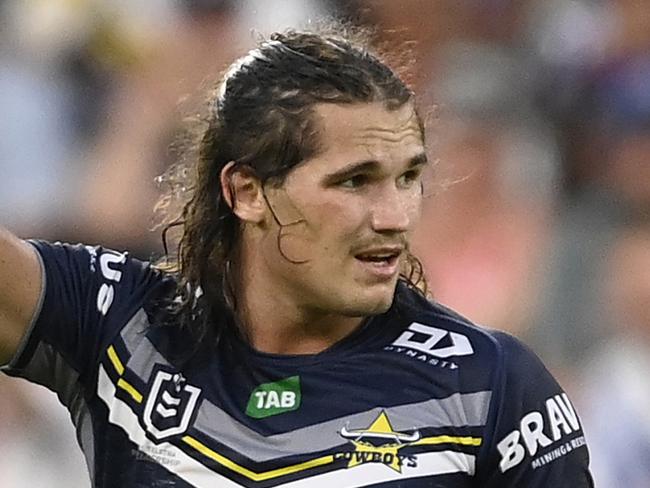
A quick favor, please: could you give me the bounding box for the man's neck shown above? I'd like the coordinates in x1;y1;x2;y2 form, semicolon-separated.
234;251;364;355
238;289;364;355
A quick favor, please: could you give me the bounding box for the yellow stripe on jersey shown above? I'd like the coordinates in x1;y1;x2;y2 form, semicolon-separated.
414;435;482;447
182;435;335;482
117;378;143;403
107;346;143;403
107;345;125;375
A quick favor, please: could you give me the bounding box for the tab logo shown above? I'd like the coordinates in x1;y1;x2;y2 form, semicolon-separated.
246;376;301;419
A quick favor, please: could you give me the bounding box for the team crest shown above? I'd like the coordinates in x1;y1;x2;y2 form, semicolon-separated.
143;370;202;441
336;411;420;472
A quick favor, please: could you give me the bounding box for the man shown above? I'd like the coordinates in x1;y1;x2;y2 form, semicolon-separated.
0;29;593;487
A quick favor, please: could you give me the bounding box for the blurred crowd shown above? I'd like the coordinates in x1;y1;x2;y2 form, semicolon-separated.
1;0;649;486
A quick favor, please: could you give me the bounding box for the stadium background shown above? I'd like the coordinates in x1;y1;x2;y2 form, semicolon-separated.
1;0;649;486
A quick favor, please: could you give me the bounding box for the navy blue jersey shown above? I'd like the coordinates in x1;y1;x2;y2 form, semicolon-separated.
1;241;594;487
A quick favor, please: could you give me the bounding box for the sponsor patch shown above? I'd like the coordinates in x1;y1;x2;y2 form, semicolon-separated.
385;322;474;369
246;376;301;419
497;393;584;472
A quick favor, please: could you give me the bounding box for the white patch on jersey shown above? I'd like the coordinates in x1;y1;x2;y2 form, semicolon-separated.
392;322;474;358
143;371;202;441
497;393;582;472
95;250;127;316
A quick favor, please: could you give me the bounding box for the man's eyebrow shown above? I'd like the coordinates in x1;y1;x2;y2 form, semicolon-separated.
408;153;429;168
323;160;380;183
323;153;428;183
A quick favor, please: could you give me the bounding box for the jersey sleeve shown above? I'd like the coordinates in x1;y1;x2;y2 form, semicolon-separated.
1;240;169;393
476;331;594;487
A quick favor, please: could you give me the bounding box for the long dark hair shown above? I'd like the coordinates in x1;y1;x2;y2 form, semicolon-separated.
155;27;427;347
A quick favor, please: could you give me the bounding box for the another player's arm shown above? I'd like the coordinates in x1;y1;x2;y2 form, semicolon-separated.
0;226;43;365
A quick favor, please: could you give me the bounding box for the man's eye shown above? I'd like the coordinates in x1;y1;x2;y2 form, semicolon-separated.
339;174;369;189
397;170;421;188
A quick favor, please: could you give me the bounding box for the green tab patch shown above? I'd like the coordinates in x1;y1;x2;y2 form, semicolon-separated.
246;376;301;419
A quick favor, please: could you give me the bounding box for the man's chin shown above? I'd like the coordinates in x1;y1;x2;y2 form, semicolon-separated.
346;288;397;317
366;299;393;315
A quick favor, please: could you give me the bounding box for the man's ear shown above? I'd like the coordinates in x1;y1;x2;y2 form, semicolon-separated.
220;162;266;223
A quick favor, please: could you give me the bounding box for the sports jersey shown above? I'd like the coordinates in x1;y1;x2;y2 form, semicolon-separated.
1;241;594;487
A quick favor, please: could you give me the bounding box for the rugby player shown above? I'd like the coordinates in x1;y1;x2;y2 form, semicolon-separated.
0;29;593;487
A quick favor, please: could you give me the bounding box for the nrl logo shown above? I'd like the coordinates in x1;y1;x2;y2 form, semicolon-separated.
336;411;420;472
143;370;202;441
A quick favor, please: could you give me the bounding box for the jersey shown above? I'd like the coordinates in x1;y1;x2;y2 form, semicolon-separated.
1;241;594;487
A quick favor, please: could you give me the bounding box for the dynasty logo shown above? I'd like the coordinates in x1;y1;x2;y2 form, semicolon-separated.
335;411;419;472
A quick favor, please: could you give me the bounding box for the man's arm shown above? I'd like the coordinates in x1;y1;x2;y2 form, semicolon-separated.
476;331;594;486
0;226;43;365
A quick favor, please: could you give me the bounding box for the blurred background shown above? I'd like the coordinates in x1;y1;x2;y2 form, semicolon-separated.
1;0;649;486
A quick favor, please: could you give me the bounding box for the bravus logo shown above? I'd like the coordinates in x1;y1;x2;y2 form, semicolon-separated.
497;393;584;472
246;376;301;419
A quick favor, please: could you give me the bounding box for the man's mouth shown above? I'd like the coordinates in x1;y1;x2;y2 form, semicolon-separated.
353;247;403;279
354;250;401;264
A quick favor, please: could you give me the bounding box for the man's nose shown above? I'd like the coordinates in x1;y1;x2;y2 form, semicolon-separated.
370;187;415;233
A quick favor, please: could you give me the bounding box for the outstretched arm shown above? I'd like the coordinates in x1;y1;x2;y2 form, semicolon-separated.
0;226;42;365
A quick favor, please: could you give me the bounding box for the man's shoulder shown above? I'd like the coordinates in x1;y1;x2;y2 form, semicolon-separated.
29;238;178;343
390;285;517;367
386;285;550;395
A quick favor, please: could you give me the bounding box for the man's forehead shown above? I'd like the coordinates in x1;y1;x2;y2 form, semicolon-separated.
314;102;421;137
312;102;424;159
